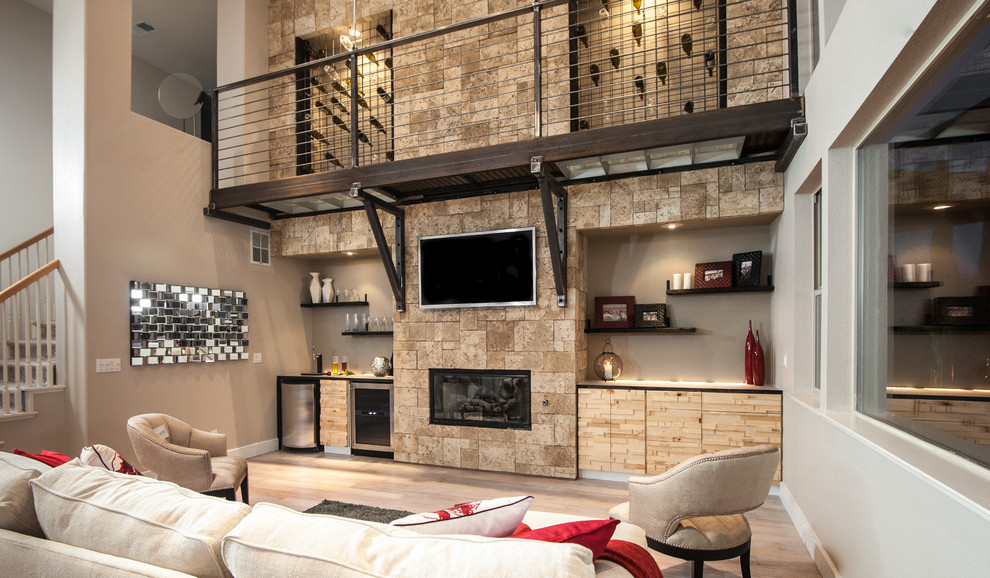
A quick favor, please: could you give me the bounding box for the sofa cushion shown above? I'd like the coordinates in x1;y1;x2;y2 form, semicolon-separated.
0;528;196;577
222;502;597;578
390;495;533;537
30;459;251;578
0;451;50;537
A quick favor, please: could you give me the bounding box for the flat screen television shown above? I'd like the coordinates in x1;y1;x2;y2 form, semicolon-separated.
418;227;537;309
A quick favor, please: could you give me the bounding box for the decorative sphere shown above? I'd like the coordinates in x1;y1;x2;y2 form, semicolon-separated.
371;356;391;377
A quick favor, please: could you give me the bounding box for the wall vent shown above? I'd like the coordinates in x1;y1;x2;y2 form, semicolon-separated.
132;21;157;36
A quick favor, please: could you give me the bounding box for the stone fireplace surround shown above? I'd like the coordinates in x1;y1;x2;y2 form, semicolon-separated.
274;162;783;479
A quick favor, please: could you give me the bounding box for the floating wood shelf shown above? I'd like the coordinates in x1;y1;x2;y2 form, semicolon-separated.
301;301;369;308
341;331;394;336
585;327;697;334
667;285;774;295
892;282;941;289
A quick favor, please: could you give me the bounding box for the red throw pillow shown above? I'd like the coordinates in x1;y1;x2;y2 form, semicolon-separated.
513;518;620;561
13;448;72;468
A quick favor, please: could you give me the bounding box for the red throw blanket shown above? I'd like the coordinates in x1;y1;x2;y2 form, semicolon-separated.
599;539;663;578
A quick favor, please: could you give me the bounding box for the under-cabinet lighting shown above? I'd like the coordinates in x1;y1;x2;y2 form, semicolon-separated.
665;223;681;230
932;204;952;210
344;251;357;256
647;144;693;170
602;151;648;174
558;158;606;180
693;137;745;164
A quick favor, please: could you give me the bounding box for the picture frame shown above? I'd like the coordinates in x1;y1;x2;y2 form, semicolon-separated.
595;296;635;329
933;296;987;326
633;303;667;328
732;251;763;287
694;261;732;289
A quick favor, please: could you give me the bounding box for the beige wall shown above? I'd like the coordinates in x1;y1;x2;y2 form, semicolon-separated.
45;0;311;464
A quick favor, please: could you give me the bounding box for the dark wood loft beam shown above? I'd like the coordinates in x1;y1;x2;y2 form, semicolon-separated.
210;98;803;210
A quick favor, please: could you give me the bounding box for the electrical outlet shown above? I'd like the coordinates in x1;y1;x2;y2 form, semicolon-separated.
253;353;262;363
96;358;121;373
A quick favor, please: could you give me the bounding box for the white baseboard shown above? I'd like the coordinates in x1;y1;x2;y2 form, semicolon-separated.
323;445;350;455
778;482;838;578
579;469;634;483
230;438;279;459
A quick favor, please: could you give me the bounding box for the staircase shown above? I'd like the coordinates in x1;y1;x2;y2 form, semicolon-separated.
0;228;60;418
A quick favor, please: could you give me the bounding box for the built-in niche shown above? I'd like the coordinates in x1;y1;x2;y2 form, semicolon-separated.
129;281;249;366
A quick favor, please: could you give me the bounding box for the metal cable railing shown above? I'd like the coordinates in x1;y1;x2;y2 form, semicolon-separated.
212;0;795;191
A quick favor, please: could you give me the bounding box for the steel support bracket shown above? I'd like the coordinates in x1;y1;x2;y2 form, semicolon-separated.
350;182;406;312
531;156;567;307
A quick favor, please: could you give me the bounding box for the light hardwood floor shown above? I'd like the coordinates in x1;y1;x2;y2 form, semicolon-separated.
247;451;820;577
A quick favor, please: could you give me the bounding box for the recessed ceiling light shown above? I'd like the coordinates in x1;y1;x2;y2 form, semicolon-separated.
932;204;952;210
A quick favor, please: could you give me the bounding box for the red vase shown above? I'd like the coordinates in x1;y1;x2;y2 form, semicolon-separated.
745;320;755;384
752;330;765;386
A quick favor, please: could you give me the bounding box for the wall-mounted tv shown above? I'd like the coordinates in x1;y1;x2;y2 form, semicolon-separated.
418;227;537;309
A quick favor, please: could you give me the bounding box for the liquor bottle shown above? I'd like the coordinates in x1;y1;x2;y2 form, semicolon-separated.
745;320;755;384
632;22;642;47
681;33;693;57
752;330;766;386
694;0;703;10
610;48;620;70
579;119;590;130
376;24;392;42
331;114;350;133
684;100;694;113
325;151;343;169
356;129;372;147
704;51;716;76
377;86;393;104
330;96;348;114
634;75;645;99
369;115;388;135
574;24;589;49
656;61;667;85
590;63;601;87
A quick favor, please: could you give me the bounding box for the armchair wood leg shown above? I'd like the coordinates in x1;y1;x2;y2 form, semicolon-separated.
239;474;249;504
692;560;704;578
740;547;752;578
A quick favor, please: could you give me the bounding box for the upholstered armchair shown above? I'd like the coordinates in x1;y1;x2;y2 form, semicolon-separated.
126;413;249;503
609;444;779;578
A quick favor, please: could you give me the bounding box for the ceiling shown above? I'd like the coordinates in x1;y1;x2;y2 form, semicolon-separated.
23;0;217;91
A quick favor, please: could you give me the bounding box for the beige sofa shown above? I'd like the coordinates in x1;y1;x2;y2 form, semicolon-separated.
0;452;647;577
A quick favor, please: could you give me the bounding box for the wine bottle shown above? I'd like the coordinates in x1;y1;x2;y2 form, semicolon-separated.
376;24;391;42
694;0;703;10
384;57;393;69
364;52;378;66
385;150;394;161
633;0;642;13
704;51;716;76
314;100;333;116
575;23;589;49
330;96;348;114
331;114;350;133
377;86;393;104
681;33;693;57
331;80;349;97
579;119;590;130
310;77;327;94
634;75;645;99
356;90;370;110
356;129;372;147
310;128;330;146
656;61;667;85
325;151;343;169
684;100;694;113
745;320;755;385
369;115;387;135
632;22;642;47
590;63;601;87
610;47;621;70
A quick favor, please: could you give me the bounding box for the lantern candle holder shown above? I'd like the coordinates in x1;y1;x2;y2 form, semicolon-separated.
594;338;623;382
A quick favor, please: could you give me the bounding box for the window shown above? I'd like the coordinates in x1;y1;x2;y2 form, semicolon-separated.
856;17;990;468
250;229;270;266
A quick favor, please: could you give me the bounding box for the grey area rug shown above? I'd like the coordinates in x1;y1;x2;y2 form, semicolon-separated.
303;500;414;523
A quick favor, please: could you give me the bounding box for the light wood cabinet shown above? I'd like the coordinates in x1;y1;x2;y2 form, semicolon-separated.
320;380;349;447
579;386;782;481
578;388;646;473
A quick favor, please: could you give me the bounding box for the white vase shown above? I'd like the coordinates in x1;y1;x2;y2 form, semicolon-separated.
322;278;334;303
309;272;321;304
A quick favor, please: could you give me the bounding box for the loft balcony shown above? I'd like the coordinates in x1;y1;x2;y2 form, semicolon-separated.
207;0;804;222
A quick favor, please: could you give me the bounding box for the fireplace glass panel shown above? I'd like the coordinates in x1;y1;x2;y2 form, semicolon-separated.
430;369;531;430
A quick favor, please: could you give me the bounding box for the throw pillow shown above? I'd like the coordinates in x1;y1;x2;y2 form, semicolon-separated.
513;519;619;561
13;448;71;468
80;444;143;475
390;495;533;537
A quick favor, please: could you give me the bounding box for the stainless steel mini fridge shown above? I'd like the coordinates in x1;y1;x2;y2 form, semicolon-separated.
277;377;321;451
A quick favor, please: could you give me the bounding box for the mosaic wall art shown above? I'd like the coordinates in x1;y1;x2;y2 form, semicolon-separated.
129;281;249;366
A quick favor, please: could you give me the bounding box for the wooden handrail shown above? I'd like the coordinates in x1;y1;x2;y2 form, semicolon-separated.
0;259;60;305
0;227;54;262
